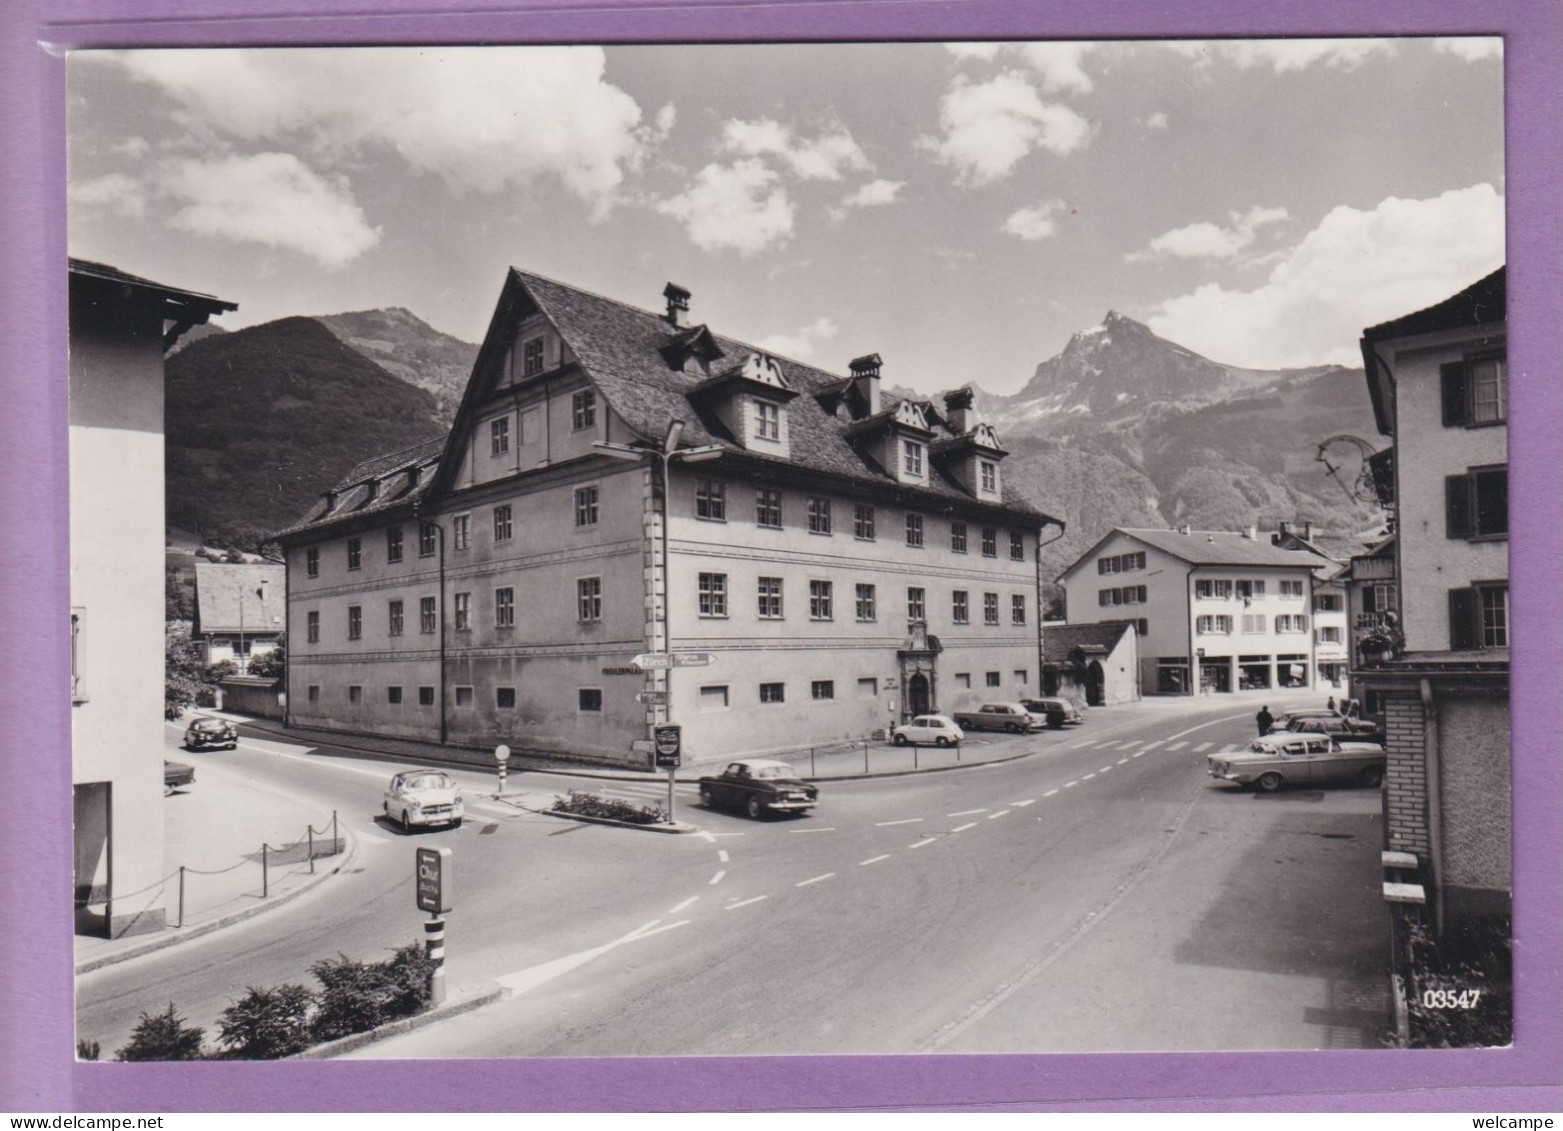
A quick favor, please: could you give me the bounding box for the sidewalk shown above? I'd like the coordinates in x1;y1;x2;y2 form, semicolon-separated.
74;736;357;974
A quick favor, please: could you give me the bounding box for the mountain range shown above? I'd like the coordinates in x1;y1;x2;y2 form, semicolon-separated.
163;304;1385;584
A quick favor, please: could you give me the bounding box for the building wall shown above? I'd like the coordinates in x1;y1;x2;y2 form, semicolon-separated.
1312;579;1350;692
69;286;170;936
1437;690;1512;916
1385;328;1508;652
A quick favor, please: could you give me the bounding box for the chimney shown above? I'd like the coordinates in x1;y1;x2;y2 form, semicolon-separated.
1178;524;1192;535
1244;524;1257;541
849;353;883;416
322;489;337;512
943;386;977;434
1304;520;1314;541
1278;520;1290;539
663;282;691;329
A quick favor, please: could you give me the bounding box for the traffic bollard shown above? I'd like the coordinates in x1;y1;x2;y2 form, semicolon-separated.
425;916;447;1006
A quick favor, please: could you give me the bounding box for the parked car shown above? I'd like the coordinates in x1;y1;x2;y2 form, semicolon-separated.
1207;734;1386;793
892;714;964;747
1020;697;1085;729
952;702;1046;734
183;715;238;751
383;769;465;830
163;760;195;796
1284;714;1386;747
698;759;819;819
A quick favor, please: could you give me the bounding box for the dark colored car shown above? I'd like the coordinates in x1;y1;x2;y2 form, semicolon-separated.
184;715;238;751
1278;712;1385;747
699;759;819;819
163;760;196;796
1020;697;1085;729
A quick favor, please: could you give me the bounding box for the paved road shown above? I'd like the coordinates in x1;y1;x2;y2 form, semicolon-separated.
77;696;1387;1057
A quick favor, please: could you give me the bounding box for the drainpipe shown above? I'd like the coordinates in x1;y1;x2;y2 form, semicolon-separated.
283;550;292;728
1186;565;1198;696
1420;677;1445;936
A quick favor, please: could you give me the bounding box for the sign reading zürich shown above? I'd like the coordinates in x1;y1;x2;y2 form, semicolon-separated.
630;652;716;671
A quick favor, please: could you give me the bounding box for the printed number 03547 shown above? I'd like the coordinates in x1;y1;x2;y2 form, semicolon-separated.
1422;988;1482;1009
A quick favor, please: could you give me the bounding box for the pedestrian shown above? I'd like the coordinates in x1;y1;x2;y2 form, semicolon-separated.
1256;705;1274;737
1327;695;1337;713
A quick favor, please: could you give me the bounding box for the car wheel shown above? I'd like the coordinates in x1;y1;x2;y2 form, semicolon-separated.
935;736;951;748
401;809;411;829
1256;773;1282;793
1008;723;1023;734
746;795;764;820
700;785;715;808
1358;765;1385;788
892;733;909;747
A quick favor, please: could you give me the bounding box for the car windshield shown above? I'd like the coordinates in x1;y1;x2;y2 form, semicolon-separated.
750;765;794;780
192;719;223;730
404;774;454;791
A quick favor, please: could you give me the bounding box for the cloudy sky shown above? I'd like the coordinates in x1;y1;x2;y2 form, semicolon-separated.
67;39;1503;395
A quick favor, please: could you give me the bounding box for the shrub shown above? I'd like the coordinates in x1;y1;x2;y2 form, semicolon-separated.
379;942;436;1020
115;1004;206;1061
76;1039;100;1061
311;944;435;1042
246;635;286;680
1406;917;1512;1049
216;983;315;1060
552;790;668;825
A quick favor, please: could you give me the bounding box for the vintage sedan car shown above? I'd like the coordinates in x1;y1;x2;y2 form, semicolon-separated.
163;760;196;796
951;702;1047;734
1284;715;1386;747
383;769;465;830
1207;734;1386;793
891;714;965;747
184;715;238;751
699;759;819;819
1020;697;1085;728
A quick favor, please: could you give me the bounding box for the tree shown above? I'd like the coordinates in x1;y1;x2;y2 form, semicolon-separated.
165;622;210;720
217;983;315;1059
165;565;195;620
115;1004;205;1061
246;633;286;680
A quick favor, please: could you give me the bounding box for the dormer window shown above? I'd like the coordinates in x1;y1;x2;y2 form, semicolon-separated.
903;440;925;477
980;460;997;493
522;337;545;377
756;401;781;441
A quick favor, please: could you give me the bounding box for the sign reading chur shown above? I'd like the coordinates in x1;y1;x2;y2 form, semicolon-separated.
415;846;453;914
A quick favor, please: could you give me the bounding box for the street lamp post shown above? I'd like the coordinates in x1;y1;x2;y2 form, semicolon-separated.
594;422;723;821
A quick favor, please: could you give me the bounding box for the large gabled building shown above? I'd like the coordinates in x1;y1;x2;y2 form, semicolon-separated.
277;270;1063;766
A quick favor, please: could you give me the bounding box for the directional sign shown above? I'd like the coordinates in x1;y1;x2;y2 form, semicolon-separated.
415;846;453;914
631;653;674;670
671;652;716;668
630;651;717;671
636;690;668;705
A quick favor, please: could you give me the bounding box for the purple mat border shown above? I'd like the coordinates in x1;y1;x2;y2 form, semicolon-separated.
3;0;1558;1114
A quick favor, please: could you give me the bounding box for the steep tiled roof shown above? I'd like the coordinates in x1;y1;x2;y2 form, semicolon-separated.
193;561;286;635
1043;622;1135;663
274;437;444;538
1118;528;1330;568
514;270;1054;521
1361;266;1505;342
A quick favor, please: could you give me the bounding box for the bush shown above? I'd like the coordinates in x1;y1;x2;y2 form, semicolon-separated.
311;944;435;1042
205;659;240;684
1405;916;1512;1048
76;1039;100;1061
115;1004;206;1061
246;635;286;680
216;983;315;1059
552;790;668;825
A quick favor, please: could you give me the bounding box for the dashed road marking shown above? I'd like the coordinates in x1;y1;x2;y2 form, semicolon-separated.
1082;773;1097;781
1115;740;1140;749
1141;740;1166;751
1043;789;1059;797
1011;799;1036;807
1132;751;1145;758
1167;742;1189;752
667;896;698;914
709;870;726;885
988;810;1010;820
860;854;891;866
950;822;978;833
796;873;835;887
1194;742;1214;752
948;808;988;817
876;818;923;826
1117;758;1129;765
909;838;938;849
718;850;729;863
789;827;835;833
1064;781;1079;789
1099;765;1114;772
725;895;768;911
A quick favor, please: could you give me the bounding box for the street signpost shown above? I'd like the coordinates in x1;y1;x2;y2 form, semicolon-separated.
630;651;716;671
636;690;668;706
415;846;452;1005
653;724;682;822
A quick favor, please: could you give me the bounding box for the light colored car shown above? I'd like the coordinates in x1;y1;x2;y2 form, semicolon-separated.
952;702;1047;734
383;769;465;830
1207;734;1386;793
891;714;965;747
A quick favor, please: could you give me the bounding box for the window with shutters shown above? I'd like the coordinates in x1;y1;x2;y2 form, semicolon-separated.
1479;584;1508;647
1451;584;1508;649
1446;466;1508;539
1442;355;1508;428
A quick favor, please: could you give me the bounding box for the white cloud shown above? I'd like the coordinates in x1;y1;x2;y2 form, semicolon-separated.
111;136;150;159
1167;39;1398;73
1002;198;1068;241
920;71;1092;186
1145;184;1505;368
103;47;655;217
160;152;381;269
1128;205;1290;261
1433;38;1503;62
831;178;905;221
1015;43;1097;94
68;172;147;219
656;158;794;256
1143;111;1169;130
720;118;871;182
757;315;839;359
944;43;1002;62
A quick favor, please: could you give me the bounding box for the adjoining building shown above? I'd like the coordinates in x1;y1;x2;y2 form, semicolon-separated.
70;259;235;937
1355;267;1509;948
192;560;286;670
1057;526;1336;696
277;270;1063;766
1040;621;1140;706
1269;521;1373;696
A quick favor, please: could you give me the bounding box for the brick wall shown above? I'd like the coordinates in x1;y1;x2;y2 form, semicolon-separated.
1383;692;1430;858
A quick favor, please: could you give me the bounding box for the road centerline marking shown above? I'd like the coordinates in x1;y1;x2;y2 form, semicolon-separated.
1043;789;1059;797
1063;781;1078;789
988;810;1010;820
725;895;768;911
709;870;726;885
909;838;938;849
948;808;988;816
789;827;835;833
876;818;923;826
1194;742;1214;752
1011;799;1035;807
667;896;698;914
950;822;978;833
1167;741;1189;751
796;873;835;887
860;854;891;866
1082;773;1096;781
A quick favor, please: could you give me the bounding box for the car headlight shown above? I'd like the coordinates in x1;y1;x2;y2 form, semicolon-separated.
409;798;422;809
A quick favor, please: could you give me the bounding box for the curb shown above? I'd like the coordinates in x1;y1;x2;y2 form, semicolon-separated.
74;830;361;976
534;809;702;834
293;981;507;1060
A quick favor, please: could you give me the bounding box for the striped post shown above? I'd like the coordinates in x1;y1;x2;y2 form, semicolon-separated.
424;915;447;1006
308;826;315;874
178;866;186;928
262;843;269;897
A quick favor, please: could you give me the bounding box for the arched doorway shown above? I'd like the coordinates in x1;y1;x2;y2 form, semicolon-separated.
907;672;930;716
1085;661;1106;707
